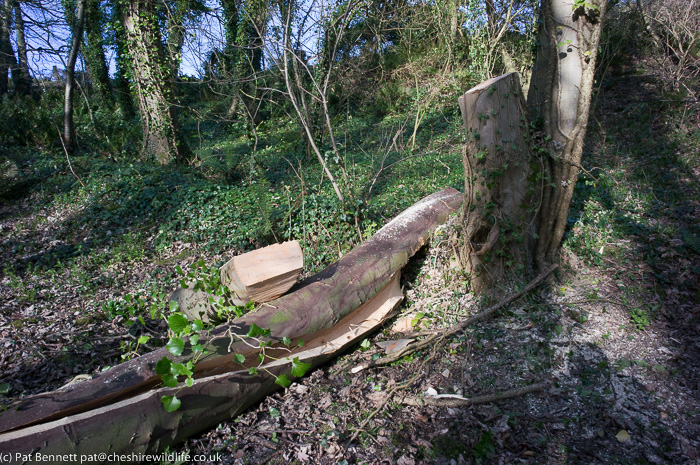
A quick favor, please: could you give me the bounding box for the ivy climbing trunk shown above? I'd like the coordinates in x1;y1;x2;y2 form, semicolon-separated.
457;72;535;293
527;0;606;269
111;0;136;118
122;0;189;164
83;0;113;105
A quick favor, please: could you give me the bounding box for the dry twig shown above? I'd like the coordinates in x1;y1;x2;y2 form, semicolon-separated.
353;265;558;372
400;381;549;407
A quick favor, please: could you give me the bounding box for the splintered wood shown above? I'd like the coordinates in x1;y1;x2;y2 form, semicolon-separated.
220;240;303;304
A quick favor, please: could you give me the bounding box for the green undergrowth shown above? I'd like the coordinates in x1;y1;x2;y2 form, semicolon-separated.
1;100;464;346
564;81;699;329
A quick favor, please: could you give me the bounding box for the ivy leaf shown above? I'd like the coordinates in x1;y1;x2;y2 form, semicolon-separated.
185;377;194;387
161;395;181;412
282;337;292;347
233;353;246;364
191;319;204;332
275;374;291;388
171;362;192;377
161;373;178;388
169;300;179;313
291;357;311;378
189;334;199;346
248;367;259;375
168;314;189;334
137;335;150;345
246;323;268;338
166;337;185;356
155;356;172;375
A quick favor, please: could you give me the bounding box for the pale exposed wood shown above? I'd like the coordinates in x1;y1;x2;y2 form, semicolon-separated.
0;273;403;460
220;240;304;304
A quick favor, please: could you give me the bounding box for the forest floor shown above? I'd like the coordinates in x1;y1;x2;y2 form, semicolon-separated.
1;67;699;464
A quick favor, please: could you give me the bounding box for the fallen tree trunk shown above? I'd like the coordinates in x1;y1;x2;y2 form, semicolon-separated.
0;188;462;459
0;273;404;462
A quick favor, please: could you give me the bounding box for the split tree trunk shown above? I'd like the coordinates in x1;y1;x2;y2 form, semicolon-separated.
458;0;606;290
0;273;404;462
527;0;606;269
0;188;463;457
457;72;535;293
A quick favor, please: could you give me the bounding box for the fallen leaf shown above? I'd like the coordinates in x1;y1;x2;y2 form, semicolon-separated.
367;391;388;405
392;315;416;333
295;445;311;462
376;338;413;354
616;430;631;443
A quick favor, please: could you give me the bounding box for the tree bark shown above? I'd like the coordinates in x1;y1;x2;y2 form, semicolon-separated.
0;188;462;438
13;1;31;95
527;0;606;269
63;0;86;150
457;72;535;293
122;0;190;164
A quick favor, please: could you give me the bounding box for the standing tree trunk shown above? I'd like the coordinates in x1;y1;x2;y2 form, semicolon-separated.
0;0;15;96
527;0;606;269
63;0;86;150
457;72;535;293
165;0;188;78
83;0;113;105
458;0;605;291
13;1;31;95
122;0;190;164
111;0;136;118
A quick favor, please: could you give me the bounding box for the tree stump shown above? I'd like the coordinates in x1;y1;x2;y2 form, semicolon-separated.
457;72;536;293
